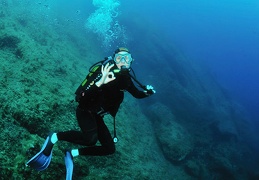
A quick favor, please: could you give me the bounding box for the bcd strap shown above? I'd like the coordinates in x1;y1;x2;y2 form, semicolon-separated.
113;116;118;143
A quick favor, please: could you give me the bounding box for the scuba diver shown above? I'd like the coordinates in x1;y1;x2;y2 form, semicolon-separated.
26;47;156;179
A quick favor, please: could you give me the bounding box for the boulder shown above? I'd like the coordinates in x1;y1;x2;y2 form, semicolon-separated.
148;103;193;163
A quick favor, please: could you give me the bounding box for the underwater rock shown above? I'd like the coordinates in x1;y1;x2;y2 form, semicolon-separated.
207;151;236;179
212;105;239;141
155;119;193;162
148;103;193;163
184;160;201;178
216;119;238;140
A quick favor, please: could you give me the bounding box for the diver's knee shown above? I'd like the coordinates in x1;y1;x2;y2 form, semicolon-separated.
86;136;98;146
106;143;116;155
82;133;98;146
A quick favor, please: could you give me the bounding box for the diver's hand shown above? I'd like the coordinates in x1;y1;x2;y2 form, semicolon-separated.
96;63;116;87
144;85;156;95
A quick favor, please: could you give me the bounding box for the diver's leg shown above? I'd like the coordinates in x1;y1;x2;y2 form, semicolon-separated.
57;107;98;146
77;115;115;156
63;114;115;179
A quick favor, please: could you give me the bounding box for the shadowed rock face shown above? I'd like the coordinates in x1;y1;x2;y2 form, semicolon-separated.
0;35;23;58
0;35;20;49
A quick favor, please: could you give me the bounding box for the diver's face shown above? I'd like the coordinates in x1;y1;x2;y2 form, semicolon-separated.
114;51;133;69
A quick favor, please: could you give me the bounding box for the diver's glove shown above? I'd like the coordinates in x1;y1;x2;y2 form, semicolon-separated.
144;85;156;96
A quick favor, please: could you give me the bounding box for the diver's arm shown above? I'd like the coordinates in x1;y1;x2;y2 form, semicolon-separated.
126;78;149;99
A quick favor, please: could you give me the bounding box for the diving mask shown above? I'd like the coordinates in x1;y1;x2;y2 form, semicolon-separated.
114;53;133;64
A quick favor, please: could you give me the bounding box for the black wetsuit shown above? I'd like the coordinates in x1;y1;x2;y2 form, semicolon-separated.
57;66;148;156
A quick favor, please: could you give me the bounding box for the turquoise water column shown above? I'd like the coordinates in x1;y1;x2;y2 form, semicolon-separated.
85;0;126;49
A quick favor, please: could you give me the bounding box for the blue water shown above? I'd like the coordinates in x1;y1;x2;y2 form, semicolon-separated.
121;0;259;122
62;0;259;125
